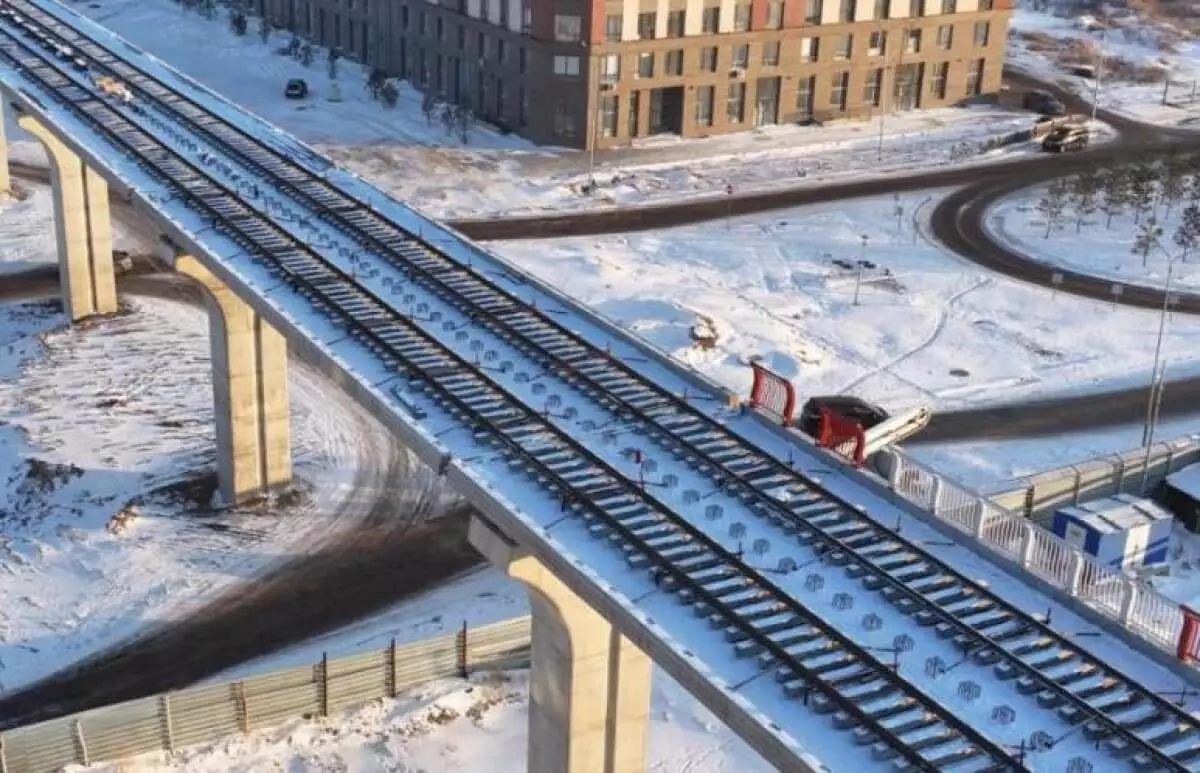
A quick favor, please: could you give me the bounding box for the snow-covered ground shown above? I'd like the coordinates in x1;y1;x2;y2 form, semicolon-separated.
492;191;1200;431
28;0;1049;221
1007;2;1200;129
991;183;1200;292
73;669;771;773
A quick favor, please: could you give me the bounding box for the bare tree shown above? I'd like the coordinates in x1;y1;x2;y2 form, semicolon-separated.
1069;170;1099;233
1133;215;1164;266
1099;167;1132;229
1129;161;1160;224
1174;205;1200;262
421;91;437;125
1036;179;1069;238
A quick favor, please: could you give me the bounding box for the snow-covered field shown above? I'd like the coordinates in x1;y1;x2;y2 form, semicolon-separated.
492;192;1200;476
26;0;1048;221
991;183;1200;292
1007;2;1200;129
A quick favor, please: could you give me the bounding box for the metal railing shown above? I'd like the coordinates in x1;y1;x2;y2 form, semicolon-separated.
0;616;532;773
885;450;1184;654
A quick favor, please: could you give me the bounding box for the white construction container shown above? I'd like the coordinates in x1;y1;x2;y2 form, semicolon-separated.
1051;494;1172;571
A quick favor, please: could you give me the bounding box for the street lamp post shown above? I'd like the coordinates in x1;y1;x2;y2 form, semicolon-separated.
1090;8;1110;127
1142;261;1174;451
854;235;869;305
587;53;600;192
877;24;907;162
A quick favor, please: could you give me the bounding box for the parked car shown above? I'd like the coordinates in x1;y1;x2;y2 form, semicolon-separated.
1042;124;1090;153
284;78;308;99
1023;89;1066;116
797;395;890;438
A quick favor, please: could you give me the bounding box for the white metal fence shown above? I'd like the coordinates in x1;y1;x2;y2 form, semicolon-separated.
0;616;532;773
886;451;1184;654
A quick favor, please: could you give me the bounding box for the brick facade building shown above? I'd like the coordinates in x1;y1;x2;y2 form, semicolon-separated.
258;0;1012;149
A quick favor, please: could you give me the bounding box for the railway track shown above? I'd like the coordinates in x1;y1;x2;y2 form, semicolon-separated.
4;2;1200;769
0;6;1024;770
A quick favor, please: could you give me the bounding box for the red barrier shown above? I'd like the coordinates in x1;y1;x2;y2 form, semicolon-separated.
1179;606;1200;663
748;362;796;425
816;407;866;467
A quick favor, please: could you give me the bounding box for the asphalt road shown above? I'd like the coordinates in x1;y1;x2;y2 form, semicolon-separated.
0;267;485;728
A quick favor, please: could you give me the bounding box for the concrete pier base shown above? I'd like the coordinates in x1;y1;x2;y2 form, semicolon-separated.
18;114;116;321
469;516;651;773
172;254;292;505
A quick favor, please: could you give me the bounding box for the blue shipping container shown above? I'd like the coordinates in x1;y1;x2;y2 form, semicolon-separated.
1051;494;1172;571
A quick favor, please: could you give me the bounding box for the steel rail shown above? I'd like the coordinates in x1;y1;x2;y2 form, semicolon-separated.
10;3;1197;768
0;20;1021;771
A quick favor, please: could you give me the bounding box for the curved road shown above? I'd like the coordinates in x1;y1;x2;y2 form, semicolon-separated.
0;266;484;728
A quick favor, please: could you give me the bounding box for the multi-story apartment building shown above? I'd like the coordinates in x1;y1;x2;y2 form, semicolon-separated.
259;0;1011;149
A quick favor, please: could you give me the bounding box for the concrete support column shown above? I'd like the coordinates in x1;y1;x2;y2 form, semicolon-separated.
174;254;291;505
469;517;651;773
17;114;116;321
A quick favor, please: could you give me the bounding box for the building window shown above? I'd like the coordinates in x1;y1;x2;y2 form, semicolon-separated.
601;53;621;82
665;49;684;76
436;17;444;41
519;47;527;73
668;10;685;37
553;101;577;138
766;1;783;28
734;4;751;31
702;7;720;33
831;70;849;110
554;14;581;42
966;57;984;95
974;21;989;46
864;67;883;106
868;30;886;56
838;0;855;23
700;46;719;71
941;0;956;12
906;28;921;53
732;44;750;68
519;87;528;125
553;55;581;76
834;34;852;60
605;14;622;41
980;0;993;8
931;61;948;98
727;81;746;122
458;26;466;49
696;85;715;126
796;75;815;116
600;95;619;137
936;24;953;49
762;41;781;66
498;40;508;65
638;11;657;39
638;52;654;78
805;0;823;24
522;2;532;32
800;36;820;62
874;0;890;19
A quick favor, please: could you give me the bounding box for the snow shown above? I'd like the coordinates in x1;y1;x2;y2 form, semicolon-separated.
71;670;774;773
1007;1;1200;129
5;0;1200;767
990;183;1200;292
10;0;1049;222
